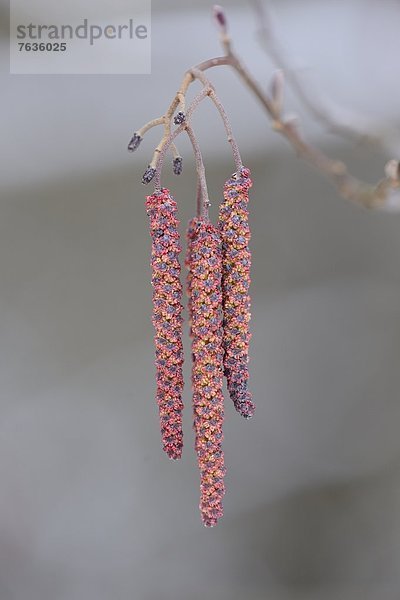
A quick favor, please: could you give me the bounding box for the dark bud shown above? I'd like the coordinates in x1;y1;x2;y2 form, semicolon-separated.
142;166;156;184
173;111;186;125
173;157;183;175
213;5;227;31
128;133;142;152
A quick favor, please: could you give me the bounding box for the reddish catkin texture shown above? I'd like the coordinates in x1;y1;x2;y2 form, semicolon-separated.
218;167;255;419
186;217;226;527
146;189;184;460
185;217;198;326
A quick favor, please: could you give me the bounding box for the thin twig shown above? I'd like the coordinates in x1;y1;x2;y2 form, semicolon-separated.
170;142;181;160
185;124;210;218
190;67;243;171
151;99;210;216
209;89;243;172
153;88;211;191
137;116;164;138
131;4;400;209
212;5;400;209
252;0;382;147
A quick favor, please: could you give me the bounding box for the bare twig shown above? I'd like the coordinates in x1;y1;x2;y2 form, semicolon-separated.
130;4;400;210
153;88;211;191
252;0;382;148
212;5;400;209
189;68;243;171
185;124;210;218
136;60;244;180
150;91;211;217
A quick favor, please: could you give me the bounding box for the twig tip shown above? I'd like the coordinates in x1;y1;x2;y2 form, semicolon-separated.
213;5;227;33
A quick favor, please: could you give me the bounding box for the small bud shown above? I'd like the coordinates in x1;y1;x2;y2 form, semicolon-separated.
213;5;227;33
174;111;186;125
128;132;142;152
142;166;156;184
282;113;300;136
173;157;183;175
385;159;400;181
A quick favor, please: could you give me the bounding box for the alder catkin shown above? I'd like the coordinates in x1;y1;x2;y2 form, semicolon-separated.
146;189;184;459
186;217;226;527
218;167;255;419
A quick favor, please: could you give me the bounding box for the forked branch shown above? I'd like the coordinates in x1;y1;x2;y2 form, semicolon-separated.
128;4;400;210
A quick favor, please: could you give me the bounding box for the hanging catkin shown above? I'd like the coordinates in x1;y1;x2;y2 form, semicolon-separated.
146;189;184;460
186;217;226;527
219;167;255;419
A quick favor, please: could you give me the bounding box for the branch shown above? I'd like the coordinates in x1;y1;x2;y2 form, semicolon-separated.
189;67;243;171
251;0;384;148
212;4;400;209
185;124;211;218
152;87;212;208
129;5;400;210
131;58;244;186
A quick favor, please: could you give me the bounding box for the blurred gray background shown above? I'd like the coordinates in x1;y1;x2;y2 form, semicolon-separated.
1;0;400;599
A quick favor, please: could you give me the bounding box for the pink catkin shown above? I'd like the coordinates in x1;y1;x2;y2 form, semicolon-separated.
218;167;255;419
186;217;226;527
146;189;184;460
